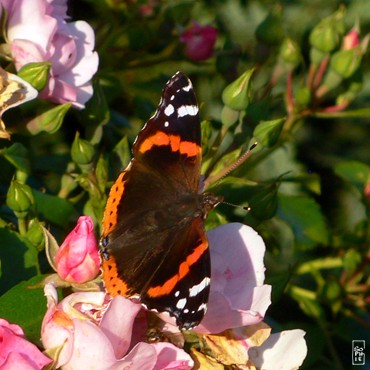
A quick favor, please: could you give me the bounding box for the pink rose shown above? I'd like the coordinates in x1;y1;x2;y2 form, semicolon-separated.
196;223;271;334
0;318;52;369
41;285;194;370
55;216;100;283
156;223;271;334
180;23;218;61
3;0;98;108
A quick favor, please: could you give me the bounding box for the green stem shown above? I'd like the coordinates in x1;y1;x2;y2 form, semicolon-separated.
18;217;27;236
296;257;343;274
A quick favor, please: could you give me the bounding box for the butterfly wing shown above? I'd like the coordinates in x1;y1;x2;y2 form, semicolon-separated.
101;72;210;329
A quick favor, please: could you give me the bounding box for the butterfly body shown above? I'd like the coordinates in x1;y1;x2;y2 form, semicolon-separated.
100;72;222;329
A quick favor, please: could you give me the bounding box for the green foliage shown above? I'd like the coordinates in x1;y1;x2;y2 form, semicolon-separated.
0;1;369;369
0;275;48;344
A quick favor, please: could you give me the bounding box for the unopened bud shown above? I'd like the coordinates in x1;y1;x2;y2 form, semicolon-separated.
71;132;95;166
18;62;51;91
6;180;34;218
279;38;301;68
222;69;254;111
309;7;346;53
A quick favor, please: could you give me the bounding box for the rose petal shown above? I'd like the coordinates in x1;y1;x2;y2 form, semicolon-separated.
100;296;143;358
152;342;194;370
248;329;308;370
0;319;51;369
6;0;57;54
195;223;271;334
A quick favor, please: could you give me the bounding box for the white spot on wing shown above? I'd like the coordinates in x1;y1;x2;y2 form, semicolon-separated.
189;277;210;297
164;121;169;127
197;303;207;312
164;104;174;116
182;81;193;92
174;290;180;297
176;298;187;309
177;105;198;117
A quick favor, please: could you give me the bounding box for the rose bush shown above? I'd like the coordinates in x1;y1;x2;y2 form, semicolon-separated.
1;0;98;108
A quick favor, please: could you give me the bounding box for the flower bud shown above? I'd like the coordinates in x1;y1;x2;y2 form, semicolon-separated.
26;103;71;135
179;23;218;61
6;180;34;218
330;47;363;79
364;182;370;205
309;7;345;53
221;106;240;127
279;38;301;68
222;68;254;111
71;132;95;166
342;28;360;50
18;62;51;91
26;219;45;251
55;216;100;283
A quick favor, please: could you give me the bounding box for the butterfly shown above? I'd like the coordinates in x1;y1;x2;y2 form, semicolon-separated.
100;72;222;330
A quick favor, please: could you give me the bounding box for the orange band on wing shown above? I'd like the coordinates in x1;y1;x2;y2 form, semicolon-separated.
147;240;208;298
139;131;201;157
102;172;126;237
101;255;131;297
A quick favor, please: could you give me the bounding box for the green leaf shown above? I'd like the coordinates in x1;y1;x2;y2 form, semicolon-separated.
277;194;329;249
267;270;292;303
95;155;108;193
33;190;75;227
1;143;30;174
0;275;47;344
0;228;38;295
113;136;131;169
248;181;278;221
334;160;370;192
253;118;285;147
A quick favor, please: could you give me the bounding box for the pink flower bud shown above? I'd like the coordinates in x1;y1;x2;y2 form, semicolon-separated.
364;182;370;205
180;23;218;61
56;216;100;283
342;29;360;50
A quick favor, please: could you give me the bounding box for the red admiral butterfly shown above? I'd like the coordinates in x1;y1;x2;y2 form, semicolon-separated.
100;72;222;330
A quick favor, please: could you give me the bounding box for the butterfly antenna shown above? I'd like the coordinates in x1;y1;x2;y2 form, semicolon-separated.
221;201;251;211
204;142;258;188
